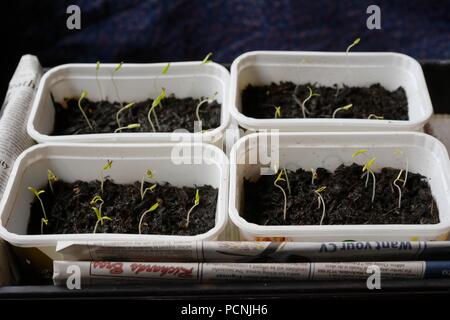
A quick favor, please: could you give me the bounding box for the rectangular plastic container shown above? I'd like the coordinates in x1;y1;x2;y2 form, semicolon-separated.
27;62;230;146
229;132;450;241
230;51;433;132
0;143;229;259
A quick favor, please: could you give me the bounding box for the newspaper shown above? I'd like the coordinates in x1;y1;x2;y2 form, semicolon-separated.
53;260;450;285
56;240;450;262
0;55;41;198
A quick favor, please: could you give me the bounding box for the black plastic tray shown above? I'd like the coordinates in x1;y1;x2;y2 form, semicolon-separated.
1;60;449;300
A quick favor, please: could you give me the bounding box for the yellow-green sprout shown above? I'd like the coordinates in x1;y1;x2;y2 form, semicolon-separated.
100;160;113;194
78;90;93;130
148;88;166;132
368;114;384;120
162;63;170;74
112;61;124;107
95;61;104;100
139;202;159;234
273;106;282;119
362;157;377;202
140;169;156;200
90;195;112;233
114;123;141;133
202;52;213;64
393;169;405;209
346;37;361;54
115;102;135;131
28;187;48;234
195;92;218;123
274;170;288;220
293;86;320;118
332;103;353;118
314;186;327;225
47;169;58;194
185;189;200;228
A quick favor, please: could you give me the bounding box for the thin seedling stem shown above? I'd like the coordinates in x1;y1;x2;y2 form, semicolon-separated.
78;90;93;130
185;189;200;228
115;102;135;131
138;202;159;234
95;61;104;100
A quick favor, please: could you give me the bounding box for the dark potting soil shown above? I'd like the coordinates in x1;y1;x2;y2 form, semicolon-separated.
28;179;218;235
52;96;221;135
241;82;409;120
243;164;438;226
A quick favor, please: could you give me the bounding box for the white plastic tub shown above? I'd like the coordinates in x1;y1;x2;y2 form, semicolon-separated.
229;132;450;242
28;62;230;146
0;143;229;258
230;51;433;132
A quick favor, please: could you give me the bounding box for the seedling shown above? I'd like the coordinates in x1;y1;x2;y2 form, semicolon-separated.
114;123;141;133
195;92;218;123
138;202;159;234
314;186;327;225
273;106;282;119
47;169;58;194
273;170;288;220
332;103;353;118
293;86;320;118
140;169;156;200
393;169;405;209
112;62;124;108
346;37;361;54
394;149;409;187
202;52;213;64
362;157;377;202
162;63;170;74
185;189;200;228
28;187;48;234
352;149;370;185
115;102;136;131
77;90;93;130
283;168;291;195
352;149;368;158
95;61;104;100
311;168;318;185
100;160;113;194
368;114;384;120
148;88;166;132
90;195;112;233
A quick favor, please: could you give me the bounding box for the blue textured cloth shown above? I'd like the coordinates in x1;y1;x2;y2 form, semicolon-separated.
13;0;450;64
3;0;449;98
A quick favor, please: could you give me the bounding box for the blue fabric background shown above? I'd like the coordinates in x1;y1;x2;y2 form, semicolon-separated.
4;0;449;97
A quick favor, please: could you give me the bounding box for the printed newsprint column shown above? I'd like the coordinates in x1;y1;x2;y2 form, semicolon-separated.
0;55;42;198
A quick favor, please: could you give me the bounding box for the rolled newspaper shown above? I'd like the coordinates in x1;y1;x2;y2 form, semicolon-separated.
0;55;42;198
56;240;450;262
53;260;450;286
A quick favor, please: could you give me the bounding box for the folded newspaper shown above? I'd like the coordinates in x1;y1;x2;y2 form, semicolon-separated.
53;260;450;285
0;55;41;198
56;240;450;262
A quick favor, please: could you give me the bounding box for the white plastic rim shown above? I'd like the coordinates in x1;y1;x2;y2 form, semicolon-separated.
230;51;433;132
27;62;230;145
229;132;450;241
0;143;229;247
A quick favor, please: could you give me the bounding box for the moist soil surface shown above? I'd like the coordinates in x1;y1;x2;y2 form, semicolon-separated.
28;179;218;235
241;82;409;120
52;96;221;135
243;164;438;225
